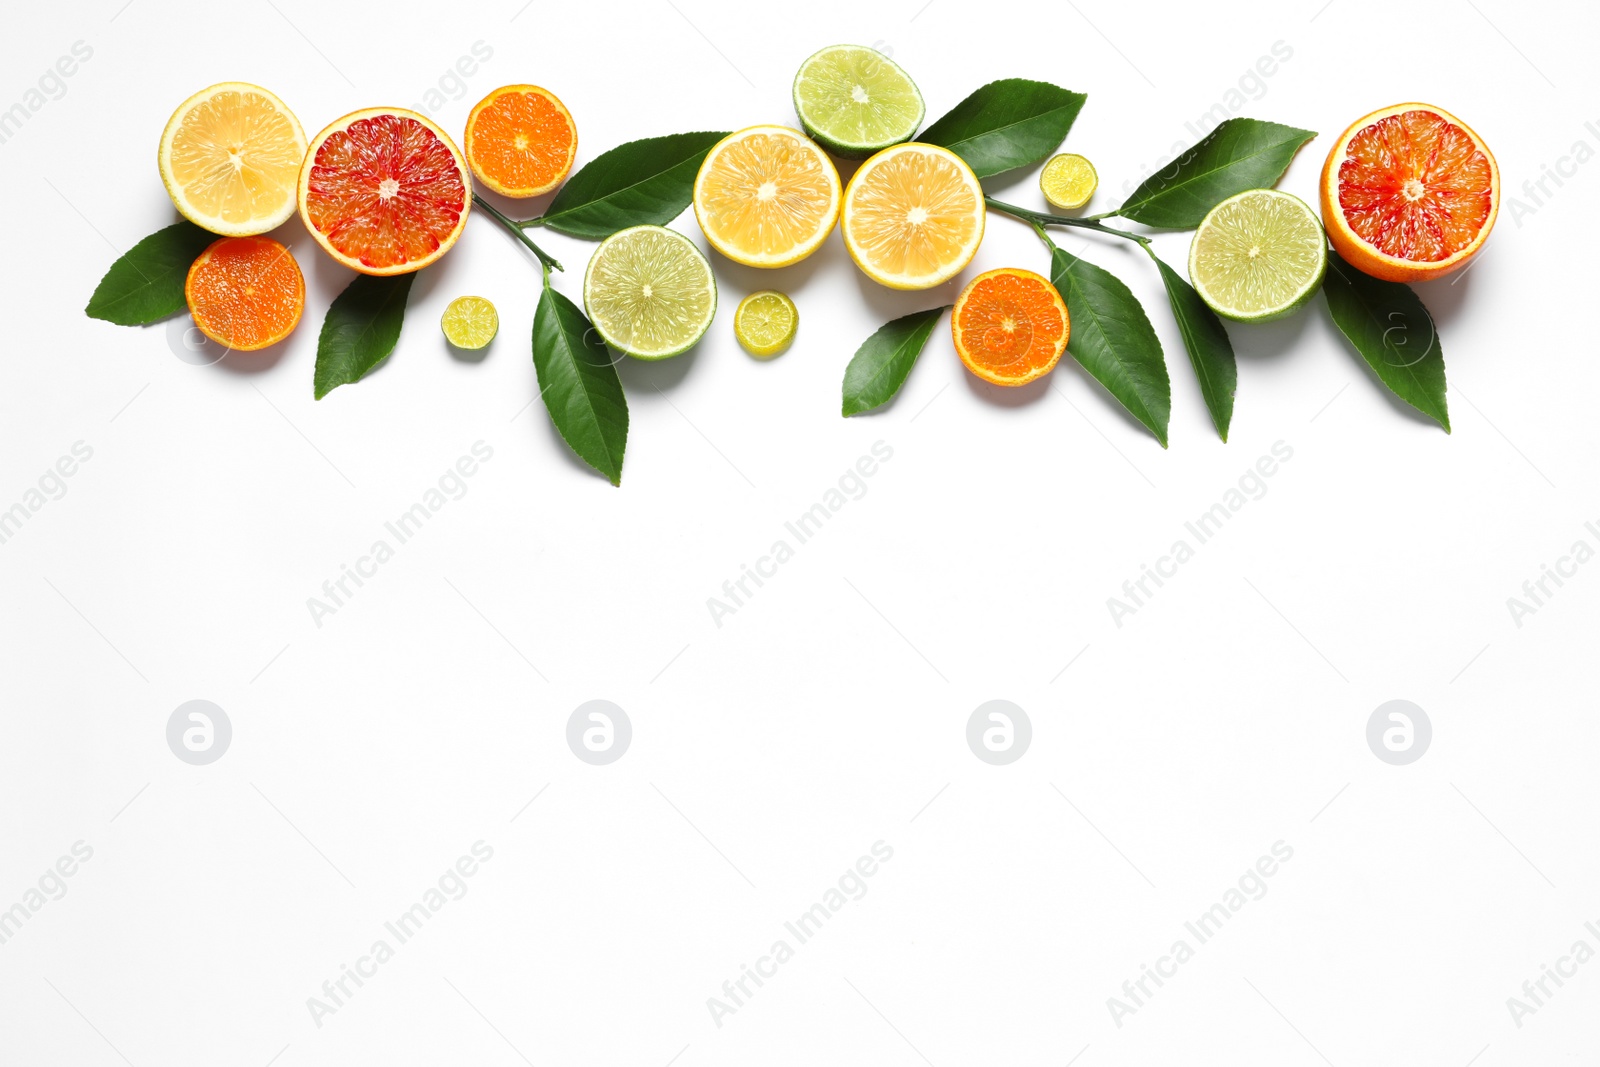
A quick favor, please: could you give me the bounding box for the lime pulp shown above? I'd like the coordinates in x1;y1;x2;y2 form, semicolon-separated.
1188;189;1328;322
735;291;798;357
792;44;924;160
583;225;717;359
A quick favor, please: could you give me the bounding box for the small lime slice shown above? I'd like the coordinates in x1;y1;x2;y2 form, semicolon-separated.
583;225;717;359
793;44;924;160
735;290;798;357
1040;153;1097;211
1189;189;1328;323
441;295;498;349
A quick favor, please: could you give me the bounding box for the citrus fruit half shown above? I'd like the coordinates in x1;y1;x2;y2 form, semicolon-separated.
463;85;578;198
842;142;985;290
1189;189;1327;322
1040;153;1097;211
693;125;842;268
734;290;798;357
792;44;924;160
441;295;499;350
584;225;717;359
952;268;1069;386
184;236;305;351
158;82;307;236
1320;103;1499;282
298;108;472;276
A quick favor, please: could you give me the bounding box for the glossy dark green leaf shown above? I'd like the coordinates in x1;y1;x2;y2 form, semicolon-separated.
314;273;415;399
533;286;628;484
1116;118;1316;229
841;306;948;416
85;220;215;325
1049;245;1170;446
918;79;1086;179
1155;259;1236;441
1321;250;1449;431
535;131;730;240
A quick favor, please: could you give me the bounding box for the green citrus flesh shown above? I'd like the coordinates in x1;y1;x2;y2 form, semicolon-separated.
792;45;924;160
735;290;798;357
1189;189;1328;323
583;225;717;359
441;295;498;349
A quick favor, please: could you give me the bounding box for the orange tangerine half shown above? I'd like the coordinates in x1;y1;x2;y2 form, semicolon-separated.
184;236;305;351
952;268;1069;387
464;84;578;198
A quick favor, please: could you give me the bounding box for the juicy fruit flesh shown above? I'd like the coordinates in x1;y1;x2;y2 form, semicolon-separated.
442;296;498;349
698;131;838;262
186;236;303;350
1192;191;1324;316
954;271;1066;383
303;114;467;271
168;89;302;228
1338;110;1493;263
468;88;575;195
1040;153;1096;210
587;229;715;357
736;292;796;354
795;47;921;150
847;147;982;285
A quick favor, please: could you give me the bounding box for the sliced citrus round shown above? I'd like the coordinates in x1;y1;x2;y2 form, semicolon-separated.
159;82;306;236
1321;103;1499;282
1189;189;1327;323
792;44;924;160
952;268;1069;386
734;290;798;358
441;295;499;350
842;142;985;290
184;236;305;351
1040;153;1097;211
298;108;471;276
463;84;577;198
693;125;841;268
584;225;717;359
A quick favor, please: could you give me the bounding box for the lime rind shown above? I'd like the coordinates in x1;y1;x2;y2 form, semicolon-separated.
1189;189;1328;323
584;225;717;360
793;45;924;160
441;295;498;350
735;291;798;357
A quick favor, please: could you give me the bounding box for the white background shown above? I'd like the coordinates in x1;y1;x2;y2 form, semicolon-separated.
2;0;1597;1063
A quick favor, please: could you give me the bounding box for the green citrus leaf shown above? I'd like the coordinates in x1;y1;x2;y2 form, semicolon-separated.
85;220;215;326
841;306;948;416
1048;245;1170;446
536;131;730;240
1115;118;1316;229
1321;250;1449;431
314;273;415;400
533;285;628;484
919;79;1086;179
1155;258;1236;441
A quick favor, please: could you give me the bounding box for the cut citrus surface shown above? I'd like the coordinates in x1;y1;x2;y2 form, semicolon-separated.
1321;103;1498;282
734;290;798;357
1040;153;1097;211
159;82;306;236
792;44;924;160
441;295;498;350
693;126;841;268
952;268;1068;386
584;225;717;359
842;142;985;290
464;84;577;198
298;108;471;276
184;236;304;351
1189;189;1327;323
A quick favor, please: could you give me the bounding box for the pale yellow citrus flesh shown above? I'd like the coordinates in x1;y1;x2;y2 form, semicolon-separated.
842;143;985;290
1040;153;1097;211
734;290;798;357
159;82;306;236
694;126;841;268
441;295;499;349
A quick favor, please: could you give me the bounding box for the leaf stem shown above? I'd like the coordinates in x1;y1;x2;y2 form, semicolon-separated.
473;193;564;272
985;197;1152;249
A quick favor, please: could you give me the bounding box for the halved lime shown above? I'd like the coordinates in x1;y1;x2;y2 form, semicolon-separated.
793;45;924;160
1189;189;1328;322
441;295;498;349
583;225;717;359
1040;153;1097;211
735;290;798;357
